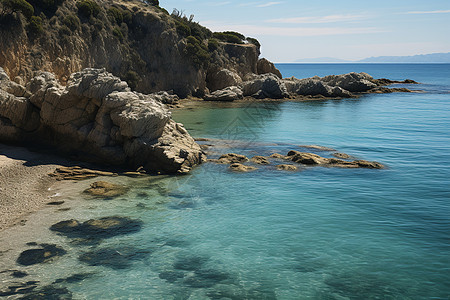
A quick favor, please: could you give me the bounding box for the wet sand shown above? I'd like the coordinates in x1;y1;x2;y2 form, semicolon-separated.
0;144;64;231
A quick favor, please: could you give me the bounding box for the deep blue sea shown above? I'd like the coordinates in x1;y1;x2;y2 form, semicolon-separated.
1;64;449;299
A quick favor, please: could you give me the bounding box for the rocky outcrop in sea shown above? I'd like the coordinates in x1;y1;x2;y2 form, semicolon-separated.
203;71;417;101
0;67;205;174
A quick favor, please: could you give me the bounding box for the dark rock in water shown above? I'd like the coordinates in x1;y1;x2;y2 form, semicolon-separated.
11;270;28;278
170;200;196;210
79;246;150;270
333;152;351;159
47;201;65;206
50;219;81;233
53;273;95;284
136;192;149;199
50;216;143;239
18;285;72;300
0;281;38;297
17;244;66;266
207;284;277;300
322;273;405;299
276;164;298;171
83;181;129;198
159;270;185;283
251;156;270;165
183;268;230;288
164;238;190;248
173;255;208;271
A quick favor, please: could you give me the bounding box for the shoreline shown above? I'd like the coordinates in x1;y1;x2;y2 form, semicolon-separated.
0;144;66;232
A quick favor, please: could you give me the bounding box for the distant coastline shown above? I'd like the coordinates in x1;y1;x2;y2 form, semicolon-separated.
291;52;450;64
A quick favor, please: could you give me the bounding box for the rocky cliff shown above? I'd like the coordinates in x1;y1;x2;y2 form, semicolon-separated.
0;0;269;97
0;67;204;173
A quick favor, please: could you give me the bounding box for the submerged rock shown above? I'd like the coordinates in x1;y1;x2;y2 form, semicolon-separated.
173;255;209;271
18;285;72;300
78;246;150;269
83;181;129;198
276;164;298;171
17;244;66;266
50;216;143;239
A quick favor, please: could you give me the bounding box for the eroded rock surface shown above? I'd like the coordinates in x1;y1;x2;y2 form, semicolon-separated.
0;68;205;174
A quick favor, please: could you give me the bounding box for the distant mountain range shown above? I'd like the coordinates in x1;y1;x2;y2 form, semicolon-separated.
295;52;450;63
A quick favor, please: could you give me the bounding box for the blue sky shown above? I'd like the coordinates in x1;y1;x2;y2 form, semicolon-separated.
160;0;450;62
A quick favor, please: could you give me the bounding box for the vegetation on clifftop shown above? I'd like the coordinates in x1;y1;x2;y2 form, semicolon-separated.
0;0;261;95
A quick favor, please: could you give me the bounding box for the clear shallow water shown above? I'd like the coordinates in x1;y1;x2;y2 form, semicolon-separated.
1;64;449;299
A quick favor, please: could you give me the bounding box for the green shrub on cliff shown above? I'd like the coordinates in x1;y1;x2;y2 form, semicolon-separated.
208;38;219;52
185;35;210;68
62;14;80;31
124;70;140;89
246;37;260;48
107;7;132;25
113;26;123;40
1;0;34;19
213;31;244;44
77;0;100;18
27;15;43;34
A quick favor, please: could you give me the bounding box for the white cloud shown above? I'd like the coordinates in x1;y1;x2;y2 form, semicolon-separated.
257;2;283;8
267;14;366;24
202;22;386;37
404;10;450;14
207;1;231;6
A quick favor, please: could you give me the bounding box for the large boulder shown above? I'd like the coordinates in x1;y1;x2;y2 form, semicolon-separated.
242;74;289;99
257;58;282;79
0;68;205;174
206;68;242;92
320;72;377;92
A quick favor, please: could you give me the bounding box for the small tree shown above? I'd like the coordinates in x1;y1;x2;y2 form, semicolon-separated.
1;0;34;19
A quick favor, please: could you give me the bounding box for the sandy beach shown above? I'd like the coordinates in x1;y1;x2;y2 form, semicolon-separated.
0;144;64;231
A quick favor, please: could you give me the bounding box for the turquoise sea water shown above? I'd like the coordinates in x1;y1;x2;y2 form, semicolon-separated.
1;64;449;299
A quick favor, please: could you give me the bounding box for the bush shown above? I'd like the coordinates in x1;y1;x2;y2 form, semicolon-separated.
112;26;123;40
213;32;244;44
58;24;71;36
124;70;140;89
77;0;100;18
1;0;34;19
175;21;190;37
107;7;122;24
246;37;260;48
62;14;80;31
185;35;210;68
27;15;43;34
208;38;218;52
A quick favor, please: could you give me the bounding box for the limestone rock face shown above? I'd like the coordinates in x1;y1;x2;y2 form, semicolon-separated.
257;58;282;79
0;68;205;174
